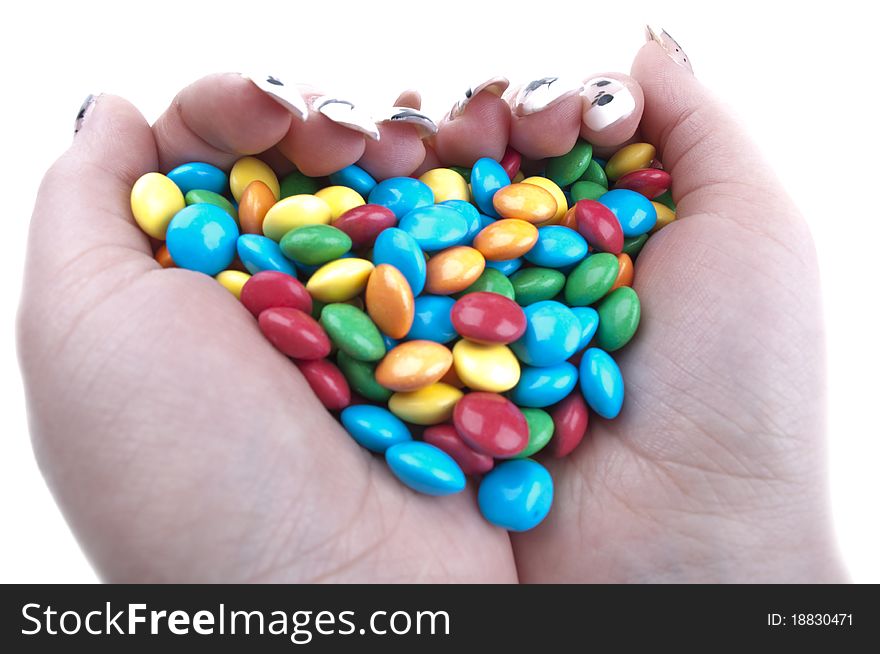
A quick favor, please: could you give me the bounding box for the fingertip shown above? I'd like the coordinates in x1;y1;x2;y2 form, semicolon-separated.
508;92;582;159
394;89;422;110
579;72;644;148
434;92;511;166
358;122;427;180
277;111;367;177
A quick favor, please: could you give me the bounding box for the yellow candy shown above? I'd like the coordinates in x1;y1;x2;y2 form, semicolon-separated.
418;168;470;202
452;340;520;392
306;258;374;302
215;270;251;299
262;194;333;241
388;382;463;425
604;143;656;181
521;176;568;223
316;185;365;220
512;171;525;183
230;156;280;202
130;172;185;239
492;183;557;223
651;201;677;232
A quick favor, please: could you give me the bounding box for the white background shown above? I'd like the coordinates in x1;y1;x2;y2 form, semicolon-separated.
1;0;877;582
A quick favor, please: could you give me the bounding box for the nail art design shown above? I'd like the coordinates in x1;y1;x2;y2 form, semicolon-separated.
311;96;380;141
243;74;309;120
646;25;693;73
581;78;637;131
378;107;438;137
447;76;510;121
511;77;583;116
74;94;96;135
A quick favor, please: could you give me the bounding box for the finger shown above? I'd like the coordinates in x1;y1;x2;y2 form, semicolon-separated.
505;77;583;159
358;90;434;180
433;77;511;166
152;73;295;171
579;73;645;148
411;143;444;177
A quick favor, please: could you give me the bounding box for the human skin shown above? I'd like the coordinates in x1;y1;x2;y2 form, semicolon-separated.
17;42;847;582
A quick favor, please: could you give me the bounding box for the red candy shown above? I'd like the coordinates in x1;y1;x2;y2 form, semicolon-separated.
241;271;312;318
258;307;331;360
499;146;522;180
332;204;398;248
296;358;351;411
453;392;529;458
451;292;527;345
575;199;624;254
613;168;671;199
423;424;495;475
548;391;589;457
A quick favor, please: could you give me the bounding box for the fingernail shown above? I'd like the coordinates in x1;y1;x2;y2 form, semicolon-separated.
645;25;693;73
378;107;438;137
447;76;509;121
580;77;638;131
243;73;309;121
311;96;380;141
74;94;97;135
511;77;582;116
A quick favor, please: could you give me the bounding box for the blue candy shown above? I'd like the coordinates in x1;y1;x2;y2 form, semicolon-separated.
579;347;624;419
382;334;399;351
236;234;297;276
166;204;238;276
524;226;589;268
373;228;427;296
442;199;482;244
166;162;228;196
485;257;522;276
599;188;657;237
328;164;377;197
407;295;457;343
340;405;412;453
385;442;466;496
508;362;578;408
478;459;553;531
367;177;434;218
399;205;469;251
510;300;582;366
571;307;599;351
470;157;511;218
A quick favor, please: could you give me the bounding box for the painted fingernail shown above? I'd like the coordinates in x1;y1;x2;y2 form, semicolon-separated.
447;76;509;121
311;96;380;141
74;94;97;135
646;25;693;73
378;107;438;137
511;77;582;116
243;74;309;121
580;77;638;131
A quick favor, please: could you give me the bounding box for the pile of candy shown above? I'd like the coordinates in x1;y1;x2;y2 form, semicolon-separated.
130;137;675;532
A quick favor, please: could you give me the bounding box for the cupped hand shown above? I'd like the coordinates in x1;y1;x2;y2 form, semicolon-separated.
18;41;846;582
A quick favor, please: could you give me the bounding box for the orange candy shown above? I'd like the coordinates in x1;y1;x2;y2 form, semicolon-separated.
365;264;415;339
425;246;485;295
375;341;454;392
611;253;634;291
239;180;277;235
154;244;175;268
473;219;539;261
492;183;557;223
559;205;578;231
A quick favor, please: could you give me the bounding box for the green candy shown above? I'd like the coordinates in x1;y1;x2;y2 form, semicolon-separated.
570;181;607;202
578;159;608;188
449;166;472;180
184;189;238;222
456;268;516;300
655;189;676;212
564;253;619;306
516;408;554;458
336;351;393;402
595;286;641;351
280;224;352;265
510;268;566;306
622;234;650;259
310;298;326;320
280;169;322;198
320;304;386;362
545;140;593;188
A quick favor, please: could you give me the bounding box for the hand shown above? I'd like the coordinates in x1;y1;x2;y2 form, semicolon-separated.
18;40;846;582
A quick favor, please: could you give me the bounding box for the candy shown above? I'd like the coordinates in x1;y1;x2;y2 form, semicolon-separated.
442;200;482;243
240;271;312;317
306;258;374;302
499;147;522;179
375;341;453;392
570;180;607;202
399;204;469;252
315;185;366;220
407;295;457;343
262;194;333;241
185;189;238;223
510;300;582;367
167;161;227;196
473;219;539;261
368;177;434;218
520;176;568;223
575;199;624;254
571;306;600;351
492;183;557;223
523;226;588;268
341;405;412;453
478;459;553;531
166;203;239;275
548;391;589;457
452;339;521;392
131;172;186;239
516;408;554;458
425;246;485;295
622;233;649;258
230;156;280;201
384;442;466;496
610;253;634;291
579;348;624;419
456;268;516;300
239;180;276;234
333;204;398;248
237;234;297;276
545;139;593;187
564;253;619;306
279;224;352;266
258;307;331;360
422;424;494;475
485;257;523;276
509;361;579;408
651;201;676;232
297;358;351;411
604;142;656;181
614;168;671;199
365;264;415;339
372;227;427;296
510;267;566;306
388;383;463;425
419;168;470;202
320;303;386;362
450;292;526;344
594;286;641;351
453;392;528;458
280;169;321;198
579;159;608;188
470;157;511;217
215;270;250;299
336;351;392;403
328;164;377;197
599;189;657;237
